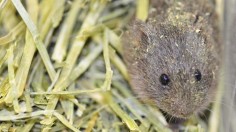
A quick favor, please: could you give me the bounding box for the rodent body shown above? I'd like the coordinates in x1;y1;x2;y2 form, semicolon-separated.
122;0;221;118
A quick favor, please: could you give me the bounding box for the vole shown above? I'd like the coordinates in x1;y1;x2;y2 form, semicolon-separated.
122;0;221;118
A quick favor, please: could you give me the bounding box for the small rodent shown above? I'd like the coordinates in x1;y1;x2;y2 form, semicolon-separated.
122;0;221;118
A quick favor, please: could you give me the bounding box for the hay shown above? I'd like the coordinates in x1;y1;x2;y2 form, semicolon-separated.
0;0;221;131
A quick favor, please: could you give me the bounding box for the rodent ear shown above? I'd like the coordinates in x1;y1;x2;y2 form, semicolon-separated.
122;20;150;57
139;28;149;46
131;20;150;47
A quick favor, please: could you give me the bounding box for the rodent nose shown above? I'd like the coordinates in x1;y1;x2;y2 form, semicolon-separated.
180;112;186;116
175;107;192;117
179;111;191;117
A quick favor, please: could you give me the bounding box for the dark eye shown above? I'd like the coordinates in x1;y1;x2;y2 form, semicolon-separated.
194;69;202;81
159;74;170;85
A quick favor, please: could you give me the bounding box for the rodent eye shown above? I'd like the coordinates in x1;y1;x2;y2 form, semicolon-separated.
194;69;202;81
159;74;170;85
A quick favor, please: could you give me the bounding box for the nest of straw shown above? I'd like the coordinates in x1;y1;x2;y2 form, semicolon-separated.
0;0;221;131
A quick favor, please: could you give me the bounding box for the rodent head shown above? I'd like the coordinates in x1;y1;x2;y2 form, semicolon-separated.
123;20;219;118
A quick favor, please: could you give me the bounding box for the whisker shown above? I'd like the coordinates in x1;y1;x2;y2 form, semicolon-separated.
169;115;174;124
196;112;207;121
209;100;234;110
205;107;214;114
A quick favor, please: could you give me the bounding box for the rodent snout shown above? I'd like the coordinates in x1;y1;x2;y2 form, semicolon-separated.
172;103;194;118
178;110;192;117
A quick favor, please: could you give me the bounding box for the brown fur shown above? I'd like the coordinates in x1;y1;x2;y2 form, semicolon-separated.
122;0;221;118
